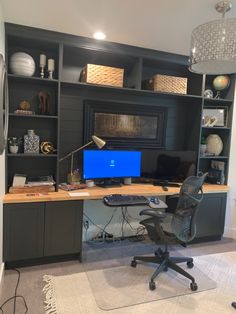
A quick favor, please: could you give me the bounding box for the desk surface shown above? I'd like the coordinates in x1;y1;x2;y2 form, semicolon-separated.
3;183;230;204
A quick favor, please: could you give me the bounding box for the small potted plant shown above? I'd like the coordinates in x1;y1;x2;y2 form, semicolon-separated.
200;136;207;155
8;137;22;154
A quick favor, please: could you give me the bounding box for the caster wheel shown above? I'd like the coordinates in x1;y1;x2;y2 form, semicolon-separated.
149;281;156;290
187;261;194;268
131;260;137;267
190;282;198;291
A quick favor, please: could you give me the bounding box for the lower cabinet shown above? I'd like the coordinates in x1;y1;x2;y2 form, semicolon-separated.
3;200;83;264
3;192;227;264
44;201;83;256
166;192;227;242
3;202;44;261
194;193;227;241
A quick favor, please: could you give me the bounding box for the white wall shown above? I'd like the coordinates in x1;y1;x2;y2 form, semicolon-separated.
0;0;4;284
224;82;236;238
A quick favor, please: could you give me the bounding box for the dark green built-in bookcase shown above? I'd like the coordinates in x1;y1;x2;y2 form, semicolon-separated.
5;23;235;191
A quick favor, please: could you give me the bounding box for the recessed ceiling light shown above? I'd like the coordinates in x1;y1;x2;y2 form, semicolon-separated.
93;31;106;40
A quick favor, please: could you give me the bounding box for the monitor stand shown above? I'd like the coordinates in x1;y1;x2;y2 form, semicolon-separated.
97;179;122;188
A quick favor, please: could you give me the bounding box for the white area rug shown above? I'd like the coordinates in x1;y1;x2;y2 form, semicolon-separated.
42;251;236;314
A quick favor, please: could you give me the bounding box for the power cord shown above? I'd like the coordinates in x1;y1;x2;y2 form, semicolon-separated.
84;207;146;243
83;208;118;244
0;268;28;314
120;207;146;241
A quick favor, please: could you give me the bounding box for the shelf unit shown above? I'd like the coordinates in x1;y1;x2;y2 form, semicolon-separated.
5;23;235;191
198;75;235;184
5;28;60;191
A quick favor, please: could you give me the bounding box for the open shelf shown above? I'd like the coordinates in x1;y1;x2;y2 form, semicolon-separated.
7;154;58;157
8;73;58;84
61;80;203;101
199;155;229;160
9;113;58;119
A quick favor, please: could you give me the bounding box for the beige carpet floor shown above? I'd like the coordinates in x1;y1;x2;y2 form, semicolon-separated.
42;251;236;314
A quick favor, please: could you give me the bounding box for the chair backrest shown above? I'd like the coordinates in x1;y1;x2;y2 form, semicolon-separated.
171;173;207;243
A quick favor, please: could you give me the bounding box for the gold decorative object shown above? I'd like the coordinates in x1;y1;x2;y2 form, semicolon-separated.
59;135;106;184
19;100;30;110
40;141;55;154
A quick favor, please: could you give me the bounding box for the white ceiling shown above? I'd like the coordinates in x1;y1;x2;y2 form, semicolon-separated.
1;0;236;56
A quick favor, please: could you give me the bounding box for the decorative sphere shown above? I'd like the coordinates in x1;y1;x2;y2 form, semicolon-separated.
10;52;35;77
213;75;230;91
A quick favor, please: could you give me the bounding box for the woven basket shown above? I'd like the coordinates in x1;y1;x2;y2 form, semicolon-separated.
145;74;187;94
80;64;124;87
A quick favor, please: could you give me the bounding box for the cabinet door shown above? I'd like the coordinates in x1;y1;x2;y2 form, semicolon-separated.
3;203;44;261
195;193;227;239
44;201;83;256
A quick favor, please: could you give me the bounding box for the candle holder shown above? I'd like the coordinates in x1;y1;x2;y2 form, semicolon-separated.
48;58;55;80
48;70;54;79
40;65;45;78
39;54;46;78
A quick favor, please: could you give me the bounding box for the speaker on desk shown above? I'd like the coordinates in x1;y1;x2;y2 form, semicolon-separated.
124;177;132;185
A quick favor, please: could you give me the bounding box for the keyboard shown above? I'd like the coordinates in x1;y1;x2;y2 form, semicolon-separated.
103;194;150;207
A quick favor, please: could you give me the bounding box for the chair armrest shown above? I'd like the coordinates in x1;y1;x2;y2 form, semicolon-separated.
139;209;166;219
166;194;179;213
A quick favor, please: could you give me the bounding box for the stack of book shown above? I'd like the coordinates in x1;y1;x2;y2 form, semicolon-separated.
14;109;34;115
9;175;56;194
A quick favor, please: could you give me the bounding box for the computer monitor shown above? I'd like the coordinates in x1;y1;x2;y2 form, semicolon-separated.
141;149;197;183
83;150;141;187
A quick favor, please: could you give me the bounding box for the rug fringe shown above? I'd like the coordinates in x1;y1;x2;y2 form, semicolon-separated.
42;275;58;314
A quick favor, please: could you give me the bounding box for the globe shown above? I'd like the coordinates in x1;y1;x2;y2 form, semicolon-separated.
213;75;230;91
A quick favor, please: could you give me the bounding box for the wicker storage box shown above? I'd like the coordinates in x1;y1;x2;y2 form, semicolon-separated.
80;64;124;87
144;74;187;94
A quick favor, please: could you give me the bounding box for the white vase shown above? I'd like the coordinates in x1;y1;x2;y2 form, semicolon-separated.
206;134;223;156
9;145;19;154
10;52;35;77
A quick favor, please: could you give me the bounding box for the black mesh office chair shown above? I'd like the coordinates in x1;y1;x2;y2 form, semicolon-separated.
131;173;207;291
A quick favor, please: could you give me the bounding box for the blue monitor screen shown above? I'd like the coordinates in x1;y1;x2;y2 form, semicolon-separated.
83;150;141;180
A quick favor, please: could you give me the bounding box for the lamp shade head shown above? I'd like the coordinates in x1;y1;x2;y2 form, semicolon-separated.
92;135;106;149
189;18;236;74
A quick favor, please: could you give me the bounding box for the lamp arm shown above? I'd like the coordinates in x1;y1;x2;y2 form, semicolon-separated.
59;140;93;162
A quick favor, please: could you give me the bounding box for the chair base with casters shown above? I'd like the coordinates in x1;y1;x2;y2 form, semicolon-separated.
131;244;197;291
130;173;207;292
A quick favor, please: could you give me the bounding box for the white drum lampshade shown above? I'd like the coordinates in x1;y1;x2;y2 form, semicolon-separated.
189;1;236;75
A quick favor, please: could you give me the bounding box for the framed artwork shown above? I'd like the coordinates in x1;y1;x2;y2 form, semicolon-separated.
202;107;228;127
84;100;168;148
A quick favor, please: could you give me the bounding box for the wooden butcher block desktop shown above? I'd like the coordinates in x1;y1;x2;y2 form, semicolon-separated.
3;183;229;204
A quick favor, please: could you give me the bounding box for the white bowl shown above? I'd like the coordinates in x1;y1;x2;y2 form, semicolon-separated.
10;52;35;76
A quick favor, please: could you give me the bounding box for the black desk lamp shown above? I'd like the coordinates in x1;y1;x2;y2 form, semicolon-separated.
59;135;106;183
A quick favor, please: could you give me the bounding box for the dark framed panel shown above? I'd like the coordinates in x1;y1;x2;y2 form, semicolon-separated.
84;100;167;148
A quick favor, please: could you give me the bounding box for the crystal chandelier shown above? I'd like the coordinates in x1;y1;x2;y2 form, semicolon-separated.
189;1;236;74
